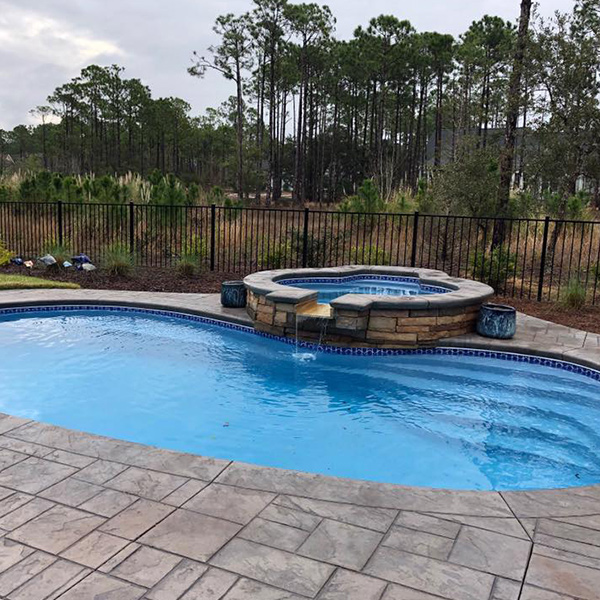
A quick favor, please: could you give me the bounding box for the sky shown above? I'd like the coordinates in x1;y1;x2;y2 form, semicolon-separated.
0;0;574;130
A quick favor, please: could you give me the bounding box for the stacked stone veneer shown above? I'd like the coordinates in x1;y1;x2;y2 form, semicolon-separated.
244;267;494;349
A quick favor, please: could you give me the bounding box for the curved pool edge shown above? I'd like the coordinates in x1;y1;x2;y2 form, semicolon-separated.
0;290;599;598
1;302;599;383
0;288;598;499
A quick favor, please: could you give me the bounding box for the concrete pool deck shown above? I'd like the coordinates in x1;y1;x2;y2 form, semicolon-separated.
0;289;597;599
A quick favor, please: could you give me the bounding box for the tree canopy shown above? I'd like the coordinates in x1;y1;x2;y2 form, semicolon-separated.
1;0;599;215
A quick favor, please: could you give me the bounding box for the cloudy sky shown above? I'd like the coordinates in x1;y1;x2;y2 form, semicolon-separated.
0;0;573;130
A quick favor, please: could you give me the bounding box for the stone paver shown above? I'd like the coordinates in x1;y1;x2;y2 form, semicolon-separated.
0;498;54;531
394;511;461;539
38;477;104;507
0;290;596;598
448;526;532;580
8;558;86;600
211;538;334;597
78;488;138;517
7;505;104;554
145;559;208;600
99;498;174;540
0;551;56;597
365;545;495;600
223;578;304;599
180;567;238;599
57;571;145;600
61;530;131;568
382;526;454;560
317;568;387;600
0;457;76;494
525;553;600;599
74;459;129;484
140;509;241;562
111;546;182;587
0;539;34;572
297;518;382;570
106;466;188;501
239;517;309;552
275;495;397;532
183;483;275;525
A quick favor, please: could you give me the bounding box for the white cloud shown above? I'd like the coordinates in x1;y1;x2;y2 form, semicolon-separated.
0;2;123;128
0;4;122;66
0;0;576;130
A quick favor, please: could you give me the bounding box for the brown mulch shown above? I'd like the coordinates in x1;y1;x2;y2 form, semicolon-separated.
492;296;600;334
2;265;599;334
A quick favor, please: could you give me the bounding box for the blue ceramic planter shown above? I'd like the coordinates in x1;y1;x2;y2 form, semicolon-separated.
221;281;247;308
477;303;516;339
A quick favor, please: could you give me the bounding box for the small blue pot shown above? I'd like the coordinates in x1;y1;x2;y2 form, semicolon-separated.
476;303;516;339
221;281;247;308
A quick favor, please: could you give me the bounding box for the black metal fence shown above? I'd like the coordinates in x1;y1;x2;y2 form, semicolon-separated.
1;201;600;304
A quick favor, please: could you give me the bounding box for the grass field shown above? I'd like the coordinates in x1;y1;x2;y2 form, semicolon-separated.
0;274;80;291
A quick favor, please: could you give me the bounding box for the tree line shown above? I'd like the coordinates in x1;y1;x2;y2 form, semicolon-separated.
1;0;599;217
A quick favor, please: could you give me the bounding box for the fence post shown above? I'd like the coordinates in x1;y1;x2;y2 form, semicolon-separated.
57;201;63;246
129;202;135;257
410;211;419;267
537;215;551;302
210;204;216;271
302;207;310;268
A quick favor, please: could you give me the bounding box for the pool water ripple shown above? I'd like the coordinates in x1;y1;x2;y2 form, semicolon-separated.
0;309;598;491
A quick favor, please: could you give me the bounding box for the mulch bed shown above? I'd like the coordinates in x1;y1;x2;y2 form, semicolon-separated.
2;265;599;334
1;265;244;294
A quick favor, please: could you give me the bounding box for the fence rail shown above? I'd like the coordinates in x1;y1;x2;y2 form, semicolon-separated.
1;201;599;304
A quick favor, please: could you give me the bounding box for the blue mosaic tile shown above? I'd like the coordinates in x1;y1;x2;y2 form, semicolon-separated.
0;304;598;382
278;274;450;294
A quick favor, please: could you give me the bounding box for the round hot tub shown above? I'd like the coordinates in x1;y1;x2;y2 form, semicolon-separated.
244;266;494;348
279;274;452;303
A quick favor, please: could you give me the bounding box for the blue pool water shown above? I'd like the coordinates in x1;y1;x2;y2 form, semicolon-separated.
0;308;599;491
281;276;450;303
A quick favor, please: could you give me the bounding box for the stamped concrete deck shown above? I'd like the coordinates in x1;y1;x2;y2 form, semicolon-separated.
0;289;597;600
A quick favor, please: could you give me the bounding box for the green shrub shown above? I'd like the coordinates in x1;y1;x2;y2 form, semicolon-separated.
0;239;14;266
561;276;587;309
261;241;291;269
182;234;207;260
349;246;391;266
338;179;385;214
471;247;517;291
42;241;72;266
223;196;244;221
102;244;132;277
176;255;199;278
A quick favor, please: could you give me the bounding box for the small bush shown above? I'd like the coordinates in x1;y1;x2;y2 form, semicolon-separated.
176;255;199;278
471;247;517;291
561;276;587;309
338;179;385;214
223;196;244;221
102;244;132;277
349;246;391;266
262;241;291;269
42;241;72;266
0;239;14;266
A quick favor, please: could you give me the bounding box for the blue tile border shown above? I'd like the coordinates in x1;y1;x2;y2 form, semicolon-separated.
1;304;599;382
278;274;451;295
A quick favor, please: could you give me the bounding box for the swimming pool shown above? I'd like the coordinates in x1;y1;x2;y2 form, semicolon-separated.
280;275;451;303
0;307;598;491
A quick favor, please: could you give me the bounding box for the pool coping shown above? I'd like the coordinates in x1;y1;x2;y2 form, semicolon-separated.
0;288;599;598
243;265;494;310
